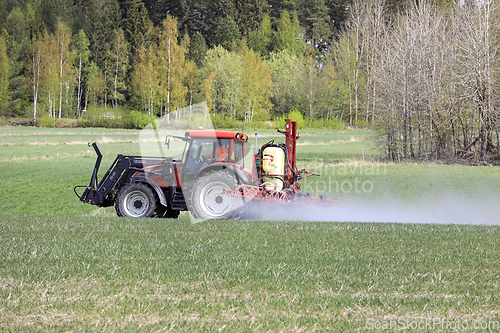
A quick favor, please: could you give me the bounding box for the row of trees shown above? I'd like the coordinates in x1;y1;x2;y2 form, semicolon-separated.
368;0;500;160
0;0;363;126
1;0;449;122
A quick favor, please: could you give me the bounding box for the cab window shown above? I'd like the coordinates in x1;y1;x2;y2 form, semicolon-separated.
232;140;244;168
183;138;231;173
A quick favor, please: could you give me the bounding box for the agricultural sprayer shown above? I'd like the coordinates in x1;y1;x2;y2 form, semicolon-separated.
74;119;338;219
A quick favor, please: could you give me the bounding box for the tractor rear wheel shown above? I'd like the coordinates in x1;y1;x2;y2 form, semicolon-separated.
187;170;241;219
115;183;157;218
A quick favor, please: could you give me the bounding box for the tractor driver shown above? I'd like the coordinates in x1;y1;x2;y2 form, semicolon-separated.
203;139;229;162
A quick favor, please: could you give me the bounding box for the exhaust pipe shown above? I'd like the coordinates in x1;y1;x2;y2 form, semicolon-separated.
255;133;258;154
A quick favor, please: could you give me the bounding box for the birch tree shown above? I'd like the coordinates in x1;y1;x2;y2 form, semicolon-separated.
302;48;321;122
109;28;129;108
37;33;59;120
240;47;273;124
203;46;242;119
375;1;446;159
55;19;72;118
87;62;105;113
336;0;387;126
361;0;387;123
157;15;187;116
342;0;367;126
31;37;43;121
183;60;198;115
72;29;90;118
318;57;340;122
266;50;303;118
131;45;158;116
450;0;500;159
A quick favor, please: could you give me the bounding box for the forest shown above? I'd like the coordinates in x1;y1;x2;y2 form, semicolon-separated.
0;0;499;161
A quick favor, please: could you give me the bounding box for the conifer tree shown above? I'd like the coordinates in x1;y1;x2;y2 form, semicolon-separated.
187;33;207;68
246;13;272;56
235;0;264;36
124;0;152;66
303;0;332;53
124;0;140;59
87;0;112;69
3;7;31;116
214;16;241;51
0;35;9;116
274;10;295;53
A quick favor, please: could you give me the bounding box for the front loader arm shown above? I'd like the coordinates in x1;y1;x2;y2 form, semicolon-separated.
74;142;139;206
75;142;175;207
75;142;121;206
88;141;103;191
74;142;105;204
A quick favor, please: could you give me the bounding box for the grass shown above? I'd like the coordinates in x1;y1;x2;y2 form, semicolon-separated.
1;126;500;331
1;216;500;331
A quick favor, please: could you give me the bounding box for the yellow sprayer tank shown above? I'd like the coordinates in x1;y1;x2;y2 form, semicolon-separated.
262;146;285;190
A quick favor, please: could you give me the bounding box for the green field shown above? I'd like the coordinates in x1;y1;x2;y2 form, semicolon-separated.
1;126;499;331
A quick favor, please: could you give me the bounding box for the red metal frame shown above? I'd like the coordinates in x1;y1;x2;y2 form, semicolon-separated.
283;119;299;188
222;119;341;208
223;185;290;203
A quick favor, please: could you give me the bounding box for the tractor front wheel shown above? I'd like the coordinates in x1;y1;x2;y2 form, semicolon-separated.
187;170;241;220
115;183;157;218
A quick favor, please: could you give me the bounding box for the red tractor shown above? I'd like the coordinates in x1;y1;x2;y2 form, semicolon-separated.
75;119;337;219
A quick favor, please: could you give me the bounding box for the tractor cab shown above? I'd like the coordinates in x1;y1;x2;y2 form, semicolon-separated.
166;129;252;183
